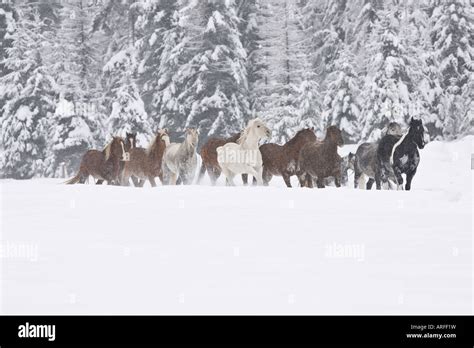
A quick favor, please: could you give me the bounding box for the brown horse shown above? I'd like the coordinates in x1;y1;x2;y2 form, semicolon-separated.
260;128;316;187
297;126;344;188
197;133;241;185
121;129;170;187
65;136;128;185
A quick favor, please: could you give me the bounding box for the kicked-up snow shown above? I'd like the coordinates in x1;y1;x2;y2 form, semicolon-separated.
0;137;472;314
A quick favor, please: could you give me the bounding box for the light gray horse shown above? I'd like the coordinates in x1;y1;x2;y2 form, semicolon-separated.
354;122;403;189
162;128;199;185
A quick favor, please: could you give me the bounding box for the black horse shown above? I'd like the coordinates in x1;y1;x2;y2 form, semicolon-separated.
376;118;425;191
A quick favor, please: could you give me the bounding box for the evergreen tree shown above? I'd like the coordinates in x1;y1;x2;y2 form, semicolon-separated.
322;48;361;142
361;9;420;140
430;0;473;138
179;0;250;141
0;6;56;178
104;48;152;144
135;0;187;129
44;94;94;177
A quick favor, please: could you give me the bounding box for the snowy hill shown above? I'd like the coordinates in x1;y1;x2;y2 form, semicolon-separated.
0;136;471;314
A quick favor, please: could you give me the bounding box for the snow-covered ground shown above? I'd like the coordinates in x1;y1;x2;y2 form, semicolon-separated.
0;137;472;314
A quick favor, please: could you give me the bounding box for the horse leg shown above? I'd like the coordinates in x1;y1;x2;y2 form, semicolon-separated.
148;176;157;188
169;172;178;185
197;163;207;184
393;166;404;190
305;174;314;188
207;165;219;185
375;168;382;190
158;172;164;185
334;176;341;188
225;172;236;186
405;168;416;191
96;179;104;185
316;177;325;188
297;172;307;187
130;176;140;187
282;173;291;188
221;167;235;186
242;174;248;186
248;166;263;186
366;178;375;190
354;166;363;189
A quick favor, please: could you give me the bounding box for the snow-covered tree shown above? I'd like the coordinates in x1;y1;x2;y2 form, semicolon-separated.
135;0;187;129
322;48;361;142
44;95;94;177
255;0;318;142
361;9;420;140
0;6;56;179
430;0;473;138
178;0;250;141
104;48;152;143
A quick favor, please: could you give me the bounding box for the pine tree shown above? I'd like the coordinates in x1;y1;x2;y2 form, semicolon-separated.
104;48;152;144
322;48;361;142
255;0;314;142
239;0;265;112
430;0;473;138
178;0;250;141
43;0;103;173
44;94;94;177
136;0;187;130
361;8;420;140
0;6;56;179
0;3;18;126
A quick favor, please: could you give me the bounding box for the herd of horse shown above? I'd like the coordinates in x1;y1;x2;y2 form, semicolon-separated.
66;117;426;191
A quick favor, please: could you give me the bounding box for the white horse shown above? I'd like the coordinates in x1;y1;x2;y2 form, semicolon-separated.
162;128;199;185
217;118;271;186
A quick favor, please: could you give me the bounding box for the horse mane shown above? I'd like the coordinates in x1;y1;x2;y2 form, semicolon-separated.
286;129;309;146
237;125;250;145
146;135;160;155
390;130;408;165
103;139;114;161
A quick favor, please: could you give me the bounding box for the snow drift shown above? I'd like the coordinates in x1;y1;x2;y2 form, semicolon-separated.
0;137;472;314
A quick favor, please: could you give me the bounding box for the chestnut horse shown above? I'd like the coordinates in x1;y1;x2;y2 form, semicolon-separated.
197;133;241;185
297;126;344;188
121;129;170;187
65;136;128;185
260;128;316;187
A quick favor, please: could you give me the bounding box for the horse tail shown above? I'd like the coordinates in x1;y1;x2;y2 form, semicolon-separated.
64;171;83;185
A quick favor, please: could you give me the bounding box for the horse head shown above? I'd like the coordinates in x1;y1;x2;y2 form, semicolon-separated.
326;126;344;147
104;136;128;162
409;118;425;149
385;122;403;137
243;118;271;143
157;128;170;146
185;128;199;148
125;132;137;151
345;152;355;171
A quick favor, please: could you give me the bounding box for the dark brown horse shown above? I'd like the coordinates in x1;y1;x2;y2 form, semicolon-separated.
65;136;128;185
197;133;241;185
121;129;170;187
260;128;316;187
297;126;344;188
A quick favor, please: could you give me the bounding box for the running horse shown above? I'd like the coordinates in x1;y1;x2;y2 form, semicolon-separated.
65;136;129;185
